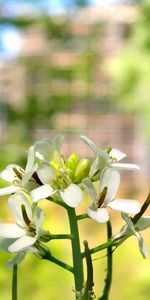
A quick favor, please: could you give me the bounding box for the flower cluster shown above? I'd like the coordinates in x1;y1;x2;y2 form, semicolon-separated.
0;135;149;262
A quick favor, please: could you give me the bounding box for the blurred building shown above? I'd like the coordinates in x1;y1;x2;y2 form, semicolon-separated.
0;4;148;196
0;4;137;107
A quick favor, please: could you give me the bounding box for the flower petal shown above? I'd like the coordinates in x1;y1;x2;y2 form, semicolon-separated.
90;156;109;180
100;168;120;203
111;162;140;170
135;217;150;231
31;184;55;202
8;193;32;227
25;145;35;173
109;148;126;161
107;199;141;214
22;163;38;187
60;184;83;207
35;138;53;161
82;178;97;203
8;235;36;253
0;224;25;238
87;207;109;223
80;135;98;153
7;252;27;268
33;207;45;231
37;162;56;184
52;135;64;151
0;164;21;182
0;185;21;196
134;231;148;258
80;135;109;161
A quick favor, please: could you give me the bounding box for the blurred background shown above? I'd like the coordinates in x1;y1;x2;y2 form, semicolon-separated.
0;0;150;299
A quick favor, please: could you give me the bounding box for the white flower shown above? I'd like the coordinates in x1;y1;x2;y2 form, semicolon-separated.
82;167;141;223
0;192;46;253
80;135;140;180
112;213;150;258
34;135;64;161
0;145;37;196
30;161;83;208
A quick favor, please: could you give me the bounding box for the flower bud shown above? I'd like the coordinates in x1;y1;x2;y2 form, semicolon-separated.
66;168;75;181
74;158;91;183
65;153;79;171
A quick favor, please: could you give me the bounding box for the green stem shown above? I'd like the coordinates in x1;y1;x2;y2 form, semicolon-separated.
98;221;113;300
50;234;73;240
36;242;73;273
43;251;74;273
81;240;114;258
82;240;94;300
12;264;17;300
67;207;84;293
77;213;89;221
48;196;68;209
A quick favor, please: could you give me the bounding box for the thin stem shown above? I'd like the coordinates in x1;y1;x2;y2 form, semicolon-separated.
43;251;74;273
12;264;17;300
98;221;113;300
36;242;73;273
67;207;84;293
77;213;89;221
132;191;150;224
50;234;73;240
82;240;94;300
81;240;114;258
48;196;68;209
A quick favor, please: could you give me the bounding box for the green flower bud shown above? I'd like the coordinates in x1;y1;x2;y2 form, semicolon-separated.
50;159;60;171
65;153;79;171
74;158;91;183
66;167;75;181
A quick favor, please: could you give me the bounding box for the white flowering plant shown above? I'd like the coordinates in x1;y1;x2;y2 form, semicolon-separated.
0;135;150;300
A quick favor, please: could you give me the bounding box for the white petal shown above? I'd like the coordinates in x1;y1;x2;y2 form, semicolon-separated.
0;185;21;196
52;135;64;151
35;139;53;161
7;252;27;268
31;184;55;202
37;162;56;184
134;231;148;259
60;184;83;207
82;178;97;203
25;146;35;173
0;224;25;238
107;199;141;214
90;156;109;180
111;162;140;170
80;135;98;153
0;164;21;182
22;163;38;187
87;207;109;223
100;168;120;203
109;148;126;161
135;217;150;232
33;207;45;230
8;193;32;227
8;235;36;252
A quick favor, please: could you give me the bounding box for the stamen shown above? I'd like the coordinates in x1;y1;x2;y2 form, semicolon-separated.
13;168;23;180
97;186;108;208
106;147;112;155
21;204;31;227
32;172;43;185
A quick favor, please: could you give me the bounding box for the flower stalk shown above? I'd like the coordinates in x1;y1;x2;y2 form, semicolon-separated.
12;264;18;300
98;221;113;300
131;191;150;224
67;207;84;294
